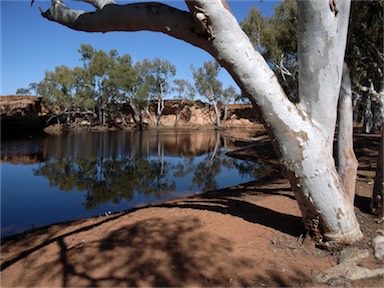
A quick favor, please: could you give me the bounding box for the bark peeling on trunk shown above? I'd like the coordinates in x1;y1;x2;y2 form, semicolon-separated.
337;63;358;205
40;0;363;244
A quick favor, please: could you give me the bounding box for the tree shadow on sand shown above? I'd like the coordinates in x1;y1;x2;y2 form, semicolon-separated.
154;176;305;237
1;176;311;287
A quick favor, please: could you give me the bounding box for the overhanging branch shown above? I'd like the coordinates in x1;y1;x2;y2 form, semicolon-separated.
41;1;213;53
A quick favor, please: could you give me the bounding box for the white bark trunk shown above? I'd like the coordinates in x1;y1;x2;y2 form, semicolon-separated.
144;106;155;126
41;1;213;54
208;89;221;127
41;0;363;244
156;83;165;127
337;63;358;204
297;0;351;144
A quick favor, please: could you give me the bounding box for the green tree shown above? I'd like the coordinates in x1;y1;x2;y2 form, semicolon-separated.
129;60;154;129
347;1;383;133
241;0;298;102
221;85;239;124
37;65;77;116
147;58;176;127
173;79;196;127
109;53;134;126
78;44;118;125
15;88;31;95
191;60;223;127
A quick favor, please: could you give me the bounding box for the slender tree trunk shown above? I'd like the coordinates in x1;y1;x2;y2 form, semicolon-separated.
337;63;358;204
130;103;143;130
211;99;221;127
156;84;165;127
144;105;155;126
173;99;186;127
223;103;229;125
174;106;180;127
208;89;221;127
371;128;384;219
362;95;373;133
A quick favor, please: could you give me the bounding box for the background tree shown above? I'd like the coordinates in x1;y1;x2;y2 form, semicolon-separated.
241;0;298;102
109;53;135;126
173;79;196;127
347;0;383;134
37;65;77;117
191;60;223;127
221;85;239;124
15;88;31;95
130;59;156;128
147;58;176;127
78;44;118;125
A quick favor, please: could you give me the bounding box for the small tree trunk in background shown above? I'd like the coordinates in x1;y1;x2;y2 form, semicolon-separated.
362;95;373;133
144;106;155;126
223;103;229;125
371;129;384;219
156;83;165;127
211;99;221;127
337;63;358;204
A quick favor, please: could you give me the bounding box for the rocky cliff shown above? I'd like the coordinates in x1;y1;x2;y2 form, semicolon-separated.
1;96;261;134
0;96;48;135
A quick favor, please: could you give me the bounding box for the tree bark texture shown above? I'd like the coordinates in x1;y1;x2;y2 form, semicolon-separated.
41;0;363;244
297;0;351;143
337;63;358;205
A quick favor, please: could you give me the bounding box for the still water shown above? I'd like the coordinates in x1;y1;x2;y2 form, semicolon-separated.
1;129;267;237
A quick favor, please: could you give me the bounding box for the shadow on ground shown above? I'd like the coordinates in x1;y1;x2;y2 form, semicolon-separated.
1;175;313;287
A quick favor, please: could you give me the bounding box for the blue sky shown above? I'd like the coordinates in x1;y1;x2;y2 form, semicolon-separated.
1;0;278;97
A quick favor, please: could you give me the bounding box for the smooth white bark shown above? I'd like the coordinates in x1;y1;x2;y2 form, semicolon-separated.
41;0;363;243
42;1;213;54
297;0;351;143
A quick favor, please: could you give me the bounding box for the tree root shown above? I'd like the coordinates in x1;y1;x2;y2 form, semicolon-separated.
315;247;384;285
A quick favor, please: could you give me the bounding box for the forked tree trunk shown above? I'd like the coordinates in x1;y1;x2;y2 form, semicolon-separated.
41;0;363;244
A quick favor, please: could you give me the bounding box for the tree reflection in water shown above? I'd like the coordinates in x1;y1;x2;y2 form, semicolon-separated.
31;130;270;211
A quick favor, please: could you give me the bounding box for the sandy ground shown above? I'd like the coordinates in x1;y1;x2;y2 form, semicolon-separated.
1;132;383;287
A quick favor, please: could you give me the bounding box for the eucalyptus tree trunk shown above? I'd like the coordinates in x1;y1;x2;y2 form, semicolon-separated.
41;0;362;244
207;88;221;127
173;99;185;128
156;83;165;127
371;129;383;220
222;103;229;125
337;63;358;204
129;102;143;130
144;105;155;126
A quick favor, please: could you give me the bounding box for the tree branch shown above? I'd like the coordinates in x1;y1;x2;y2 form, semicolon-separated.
83;0;115;10
41;1;213;53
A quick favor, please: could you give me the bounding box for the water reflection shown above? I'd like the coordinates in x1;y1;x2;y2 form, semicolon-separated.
1;130;269;237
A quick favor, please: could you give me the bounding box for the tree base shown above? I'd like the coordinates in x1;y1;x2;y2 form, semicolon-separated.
323;224;363;245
